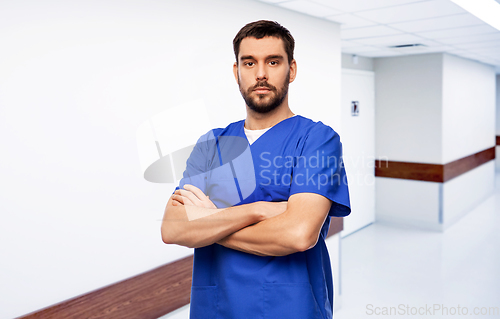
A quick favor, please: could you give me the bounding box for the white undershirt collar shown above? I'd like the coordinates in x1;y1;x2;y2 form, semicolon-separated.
244;126;271;145
244;115;296;145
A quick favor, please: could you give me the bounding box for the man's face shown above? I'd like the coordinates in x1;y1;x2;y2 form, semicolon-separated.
233;36;296;114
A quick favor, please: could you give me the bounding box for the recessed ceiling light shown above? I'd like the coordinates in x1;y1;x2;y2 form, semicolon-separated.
449;0;500;31
389;44;426;49
388;43;428;53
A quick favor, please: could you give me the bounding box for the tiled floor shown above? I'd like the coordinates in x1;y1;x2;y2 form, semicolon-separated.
335;173;500;319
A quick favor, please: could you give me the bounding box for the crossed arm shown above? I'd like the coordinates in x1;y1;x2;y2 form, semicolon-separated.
161;184;332;256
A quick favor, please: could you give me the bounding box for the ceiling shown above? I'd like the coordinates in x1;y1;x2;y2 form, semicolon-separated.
256;0;500;72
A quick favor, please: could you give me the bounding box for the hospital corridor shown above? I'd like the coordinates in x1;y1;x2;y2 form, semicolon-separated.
335;171;500;319
2;0;500;318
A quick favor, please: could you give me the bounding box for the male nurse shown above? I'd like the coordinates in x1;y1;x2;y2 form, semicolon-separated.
161;20;350;319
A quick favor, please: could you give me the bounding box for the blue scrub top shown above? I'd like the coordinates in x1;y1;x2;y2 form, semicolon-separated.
177;115;351;319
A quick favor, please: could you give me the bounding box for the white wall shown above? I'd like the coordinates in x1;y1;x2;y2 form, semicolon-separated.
340;57;375;238
442;161;495;228
376;178;442;230
496;146;500;171
0;1;341;317
496;74;500;135
496;75;500;171
374;54;443;164
442;54;496;163
341;53;373;72
441;54;496;227
374;53;496;231
340;69;375;236
376;161;496;232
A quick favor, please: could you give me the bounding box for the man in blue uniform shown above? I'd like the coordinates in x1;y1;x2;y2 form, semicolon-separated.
161;20;350;319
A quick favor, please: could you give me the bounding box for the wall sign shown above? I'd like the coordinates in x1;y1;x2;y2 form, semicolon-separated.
351;101;359;116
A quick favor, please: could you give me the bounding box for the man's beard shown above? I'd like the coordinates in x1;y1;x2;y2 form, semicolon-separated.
239;71;290;114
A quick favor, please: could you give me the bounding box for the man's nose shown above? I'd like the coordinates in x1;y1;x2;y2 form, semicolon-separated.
256;64;267;81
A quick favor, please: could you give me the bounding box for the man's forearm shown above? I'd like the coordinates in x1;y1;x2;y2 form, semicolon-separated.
217;211;307;257
217;193;332;257
161;199;261;248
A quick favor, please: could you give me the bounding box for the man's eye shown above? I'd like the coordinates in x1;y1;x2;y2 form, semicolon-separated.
245;62;254;66
269;61;278;66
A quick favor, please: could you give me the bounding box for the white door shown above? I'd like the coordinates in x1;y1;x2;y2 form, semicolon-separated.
340;69;375;237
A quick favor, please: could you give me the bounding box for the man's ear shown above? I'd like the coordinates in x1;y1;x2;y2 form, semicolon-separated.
289;59;297;83
233;62;239;84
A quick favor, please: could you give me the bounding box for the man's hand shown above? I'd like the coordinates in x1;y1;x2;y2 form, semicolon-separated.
162;186;265;248
174;184;287;222
173;184;217;208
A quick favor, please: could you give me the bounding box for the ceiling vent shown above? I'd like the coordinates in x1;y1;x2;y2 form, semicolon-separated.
388;43;428;53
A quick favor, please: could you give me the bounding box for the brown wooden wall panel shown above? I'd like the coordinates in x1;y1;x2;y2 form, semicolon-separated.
327;217;343;238
17;255;194;319
443;147;495;182
496;136;500;146
375;147;496;183
375;160;444;182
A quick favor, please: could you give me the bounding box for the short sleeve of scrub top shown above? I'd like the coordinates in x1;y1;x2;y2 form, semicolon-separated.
175;129;221;194
289;123;351;217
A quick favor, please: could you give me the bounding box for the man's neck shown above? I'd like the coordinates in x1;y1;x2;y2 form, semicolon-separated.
244;103;295;130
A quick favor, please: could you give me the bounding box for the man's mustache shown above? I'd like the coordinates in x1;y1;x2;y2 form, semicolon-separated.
251;81;277;92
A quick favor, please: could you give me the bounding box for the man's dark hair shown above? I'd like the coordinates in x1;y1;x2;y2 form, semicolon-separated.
233;20;295;64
